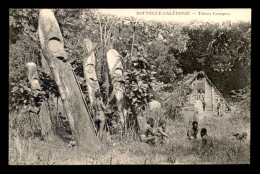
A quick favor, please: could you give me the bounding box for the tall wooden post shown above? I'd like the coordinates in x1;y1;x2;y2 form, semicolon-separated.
38;9;100;148
40;50;67;136
26;62;54;141
106;49;126;124
83;39;100;109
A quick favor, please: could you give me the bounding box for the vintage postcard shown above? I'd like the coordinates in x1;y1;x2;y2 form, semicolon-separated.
9;8;251;165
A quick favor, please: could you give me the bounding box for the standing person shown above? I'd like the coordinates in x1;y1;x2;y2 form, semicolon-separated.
217;99;224;116
197;89;206;111
93;91;108;139
200;128;213;156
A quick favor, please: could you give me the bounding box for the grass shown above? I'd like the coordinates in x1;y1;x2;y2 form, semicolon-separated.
9;107;250;165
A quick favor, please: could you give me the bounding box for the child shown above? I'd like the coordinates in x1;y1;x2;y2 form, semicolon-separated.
217;99;224;116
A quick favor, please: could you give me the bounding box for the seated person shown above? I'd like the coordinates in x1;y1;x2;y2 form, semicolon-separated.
187;121;199;140
139;117;160;145
157;118;169;144
200;128;213;155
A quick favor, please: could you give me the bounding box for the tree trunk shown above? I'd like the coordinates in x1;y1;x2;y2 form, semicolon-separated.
38;9;100;148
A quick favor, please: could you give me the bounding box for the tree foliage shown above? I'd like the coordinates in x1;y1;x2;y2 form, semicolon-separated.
9;9;251;134
177;21;251;95
124;56;156;112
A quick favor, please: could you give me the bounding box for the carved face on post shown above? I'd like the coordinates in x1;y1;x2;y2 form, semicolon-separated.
107;49;123;79
38;9;68;66
37;10;100;147
107;49;126;123
83;39;98;83
83;39;99;106
107;49;125;93
38;9;68;100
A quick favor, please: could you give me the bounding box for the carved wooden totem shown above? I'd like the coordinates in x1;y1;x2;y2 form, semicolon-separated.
38;9;100;148
106;49;126;124
26;62;54;141
40;50;68;138
83;39;100;109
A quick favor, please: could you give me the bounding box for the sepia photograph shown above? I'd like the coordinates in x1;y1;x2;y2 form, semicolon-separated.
9;8;251;165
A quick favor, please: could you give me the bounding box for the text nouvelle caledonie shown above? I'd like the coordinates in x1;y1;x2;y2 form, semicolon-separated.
136;11;230;16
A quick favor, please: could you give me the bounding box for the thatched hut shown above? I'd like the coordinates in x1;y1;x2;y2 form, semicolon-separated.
182;71;231;113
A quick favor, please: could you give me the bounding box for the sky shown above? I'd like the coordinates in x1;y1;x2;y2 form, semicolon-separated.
98;9;251;23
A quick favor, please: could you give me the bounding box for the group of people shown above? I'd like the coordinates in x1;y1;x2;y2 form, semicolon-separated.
92;88;215;156
139;117;169;145
197;89;225;117
139;116;213;156
187;120;213;155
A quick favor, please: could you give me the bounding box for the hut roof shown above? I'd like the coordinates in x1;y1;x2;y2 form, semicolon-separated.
162;71;231;110
183;71;231;109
